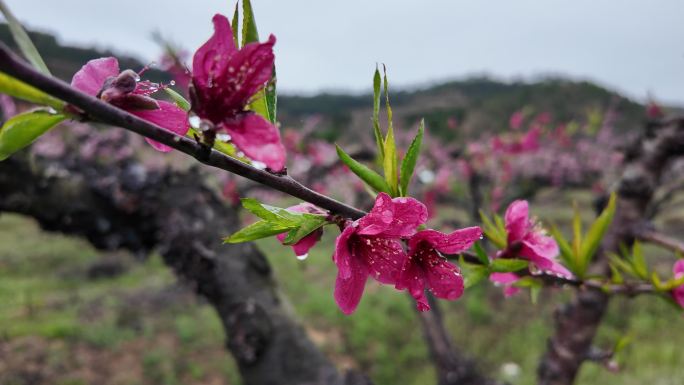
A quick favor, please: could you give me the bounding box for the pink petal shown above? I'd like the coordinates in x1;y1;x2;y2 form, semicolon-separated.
397;259;430;311
408;227;482;255
544;259;573;279
285;202;327;216
71;57;119;96
279;230;321;258
424;257;464;301
520;231;560;269
358;193;427;237
489;272;522;297
128;101;189;152
220;35;276;109
674;260;684;277
358;236;405;284
333;225;355;280
192;14;236;90
222;113;286;171
504;200;529;242
334;252;369;315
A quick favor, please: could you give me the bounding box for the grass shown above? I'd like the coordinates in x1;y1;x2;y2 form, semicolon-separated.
0;187;682;384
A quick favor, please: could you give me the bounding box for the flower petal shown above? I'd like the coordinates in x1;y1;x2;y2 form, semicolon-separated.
408;227;482;255
520;231;560;269
489;272;522;297
358;236;404;284
397;259;430;311
192;14;236;90
333;225;355;280
71;57;119;96
358;193;427;237
220;35;276;109
222;113;286;171
424;257;464;301
504;200;530;242
334;253;368;315
128;101;189;152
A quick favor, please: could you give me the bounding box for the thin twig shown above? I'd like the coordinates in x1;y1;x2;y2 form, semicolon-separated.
0;42;366;220
637;228;684;255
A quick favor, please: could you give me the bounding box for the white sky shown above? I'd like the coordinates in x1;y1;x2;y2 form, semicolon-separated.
3;0;683;104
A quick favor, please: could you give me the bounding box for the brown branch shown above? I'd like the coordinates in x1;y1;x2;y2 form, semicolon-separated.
0;41;366;220
637;228;684;255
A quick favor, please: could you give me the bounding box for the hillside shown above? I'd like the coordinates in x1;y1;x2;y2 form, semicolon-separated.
1;24;648;143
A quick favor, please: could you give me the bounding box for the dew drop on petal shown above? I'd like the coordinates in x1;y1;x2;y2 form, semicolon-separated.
296;253;309;261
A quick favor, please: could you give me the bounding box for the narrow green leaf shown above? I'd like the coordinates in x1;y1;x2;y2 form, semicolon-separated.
282;215;327;245
0;110;65;160
241;198;302;224
383;124;398;196
489;258;529;273
572;202;582;257
578;192;617;270
0;0;50;75
164;88;190;111
372;67;384;159
462;264;488;289
472;241;490;266
231;1;240;46
223;220;294;244
630;241;648;279
265;69;277;124
479;210;507;249
399;120;424;196
241;0;259;45
550;225;576;274
336;144;391;193
609;263;624;284
0;72;65;110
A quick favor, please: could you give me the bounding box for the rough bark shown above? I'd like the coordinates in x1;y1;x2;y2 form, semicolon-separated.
537;117;684;385
0;146;369;385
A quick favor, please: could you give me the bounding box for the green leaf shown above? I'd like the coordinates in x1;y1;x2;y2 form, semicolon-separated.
0;72;65;110
241;0;260;45
472;241;490;266
163;88;190;111
0;0;50;75
399;120;423;196
550;225;576;274
513;277;543;304
608;254;637;277
223;220;294;243
462;264;488;289
479;210;507;249
383;124;398;196
231;2;240;46
282;215;327;245
489;258;529;273
241;198;302;223
630;241;648;279
336;144;391;193
578;192;617;273
372;67;384;159
609;263;624;284
265;69;277;124
572;202;582;257
0;110;65;160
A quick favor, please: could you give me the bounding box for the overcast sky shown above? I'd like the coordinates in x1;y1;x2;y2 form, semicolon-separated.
3;0;683;104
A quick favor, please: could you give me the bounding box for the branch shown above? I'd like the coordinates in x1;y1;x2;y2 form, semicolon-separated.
637;228;684;255
0;41;366;220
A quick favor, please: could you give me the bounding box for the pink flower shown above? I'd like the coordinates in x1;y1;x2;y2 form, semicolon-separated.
191;14;285;171
509;110;524;130
397;227;482;311
333;193;428;314
276;203;326;259
489;272;522;297
71;57;189;152
672;260;684;308
499;200;571;277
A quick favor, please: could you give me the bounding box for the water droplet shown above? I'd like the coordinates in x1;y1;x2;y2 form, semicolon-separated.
296;253;308;261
